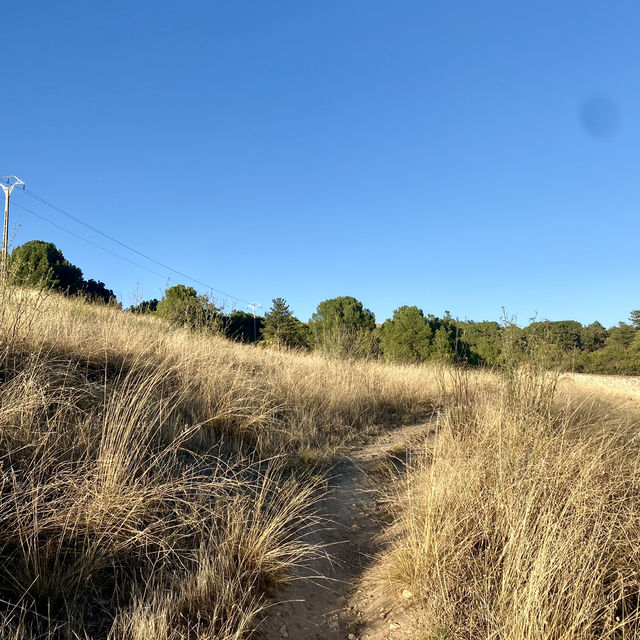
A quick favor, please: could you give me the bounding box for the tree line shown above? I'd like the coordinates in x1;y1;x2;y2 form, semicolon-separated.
8;240;640;375
131;288;640;375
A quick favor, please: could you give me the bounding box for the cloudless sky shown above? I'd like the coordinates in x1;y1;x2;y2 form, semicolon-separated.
3;1;639;326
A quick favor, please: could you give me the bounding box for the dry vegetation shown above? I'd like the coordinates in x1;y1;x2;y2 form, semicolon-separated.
4;284;640;640
381;365;640;639
0;286;439;639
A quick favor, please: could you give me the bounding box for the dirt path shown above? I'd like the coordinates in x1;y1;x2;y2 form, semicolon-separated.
257;420;434;640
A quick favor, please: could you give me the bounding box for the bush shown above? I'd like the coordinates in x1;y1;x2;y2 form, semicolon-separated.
156;284;219;331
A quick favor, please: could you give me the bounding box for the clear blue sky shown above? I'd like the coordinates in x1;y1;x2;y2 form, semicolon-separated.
4;1;639;327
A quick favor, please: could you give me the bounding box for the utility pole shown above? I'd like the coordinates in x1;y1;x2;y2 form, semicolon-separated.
247;302;262;343
1;176;25;280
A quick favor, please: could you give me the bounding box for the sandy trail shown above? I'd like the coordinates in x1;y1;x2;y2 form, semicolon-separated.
257;420;433;640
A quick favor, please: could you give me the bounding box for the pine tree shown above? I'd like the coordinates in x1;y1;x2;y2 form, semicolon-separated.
262;298;310;348
309;296;376;357
432;325;455;362
380;306;432;363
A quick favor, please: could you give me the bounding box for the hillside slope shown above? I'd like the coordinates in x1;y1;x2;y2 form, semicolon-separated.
0;286;440;639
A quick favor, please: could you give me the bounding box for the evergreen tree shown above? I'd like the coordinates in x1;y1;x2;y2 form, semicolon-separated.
630;310;640;329
580;321;608;352
459;321;502;366
156;284;219;330
224;310;264;343
432;325;455;362
309;296;376;358
606;322;636;349
380;306;432;363
129;299;159;314
10;240;85;294
10;240;116;304
83;278;117;304
262;298;311;349
262;298;292;343
526;320;582;352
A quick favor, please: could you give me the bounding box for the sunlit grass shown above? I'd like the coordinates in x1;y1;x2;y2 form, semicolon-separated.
381;367;640;639
0;285;441;639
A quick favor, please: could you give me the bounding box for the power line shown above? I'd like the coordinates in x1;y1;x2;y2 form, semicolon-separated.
12;201;170;281
18;188;253;305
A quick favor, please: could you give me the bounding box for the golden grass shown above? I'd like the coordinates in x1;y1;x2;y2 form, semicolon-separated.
0;285;441;638
1;287;439;459
382;367;640;639
13;284;639;639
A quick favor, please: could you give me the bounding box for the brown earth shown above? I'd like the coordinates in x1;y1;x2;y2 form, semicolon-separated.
256;420;434;640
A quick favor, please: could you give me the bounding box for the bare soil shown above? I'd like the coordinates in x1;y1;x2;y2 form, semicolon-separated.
256;420;434;640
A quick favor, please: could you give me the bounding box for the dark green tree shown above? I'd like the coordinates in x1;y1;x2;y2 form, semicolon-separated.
606;322;636;349
83;278;117;304
424;313;466;363
578;323;640;375
311;296;376;332
309;296;376;358
630;310;640;329
10;240;85;294
261;298;311;349
580;321;608;352
129;299;159;314
10;240;117;304
156;284;219;330
499;321;527;369
223;310;265;344
380;306;432;363
526;320;582;352
459;321;502;366
432;325;455;362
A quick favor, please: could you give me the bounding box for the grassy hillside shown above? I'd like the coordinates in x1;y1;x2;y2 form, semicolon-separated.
0;286;439;639
4;284;640;639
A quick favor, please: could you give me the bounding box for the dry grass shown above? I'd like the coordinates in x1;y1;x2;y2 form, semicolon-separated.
1;286;439;460
0;285;441;639
382;366;640;639
6;284;640;638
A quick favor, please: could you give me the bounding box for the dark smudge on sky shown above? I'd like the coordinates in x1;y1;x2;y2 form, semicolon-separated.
579;96;620;139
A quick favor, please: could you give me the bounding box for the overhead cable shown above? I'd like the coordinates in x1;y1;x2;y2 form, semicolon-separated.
20;189;253;305
12;201;170;281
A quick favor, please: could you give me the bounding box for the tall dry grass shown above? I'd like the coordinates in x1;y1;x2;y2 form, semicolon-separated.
1;286;439;459
0;285;441;638
383;366;640;639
